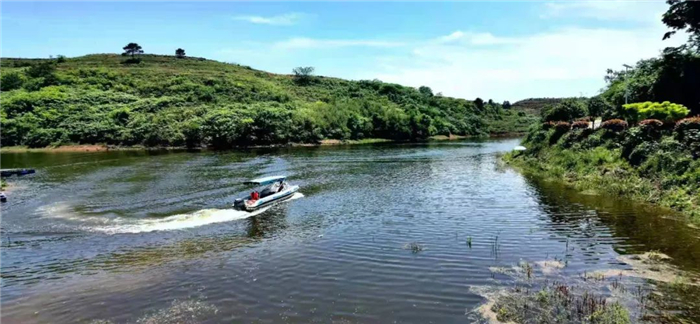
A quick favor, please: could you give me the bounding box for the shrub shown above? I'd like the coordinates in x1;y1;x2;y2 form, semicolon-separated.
639;119;664;129
623;101;690;123
293;66;315;85
541;99;587;122
628;141;657;166
549;122;571;145
675;116;700;157
1;72;25;91
674;116;700;137
572;120;589;129
552;122;570;131
638;119;664;139
601;119;628;132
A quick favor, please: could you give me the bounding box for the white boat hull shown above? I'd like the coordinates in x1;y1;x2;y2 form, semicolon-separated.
233;185;299;212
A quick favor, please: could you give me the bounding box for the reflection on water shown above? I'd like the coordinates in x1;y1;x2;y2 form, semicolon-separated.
1;139;699;323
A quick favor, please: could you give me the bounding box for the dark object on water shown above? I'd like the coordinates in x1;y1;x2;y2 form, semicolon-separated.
0;192;7;203
0;169;36;177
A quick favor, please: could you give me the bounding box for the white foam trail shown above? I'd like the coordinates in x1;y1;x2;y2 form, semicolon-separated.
95;193;304;234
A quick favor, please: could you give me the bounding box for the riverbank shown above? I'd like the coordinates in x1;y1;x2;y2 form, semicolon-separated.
1;134;519;153
504;122;700;224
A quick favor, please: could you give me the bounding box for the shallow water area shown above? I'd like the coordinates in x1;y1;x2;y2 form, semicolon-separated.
1;138;699;323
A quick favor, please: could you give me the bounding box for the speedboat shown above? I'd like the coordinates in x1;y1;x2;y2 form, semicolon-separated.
233;175;299;212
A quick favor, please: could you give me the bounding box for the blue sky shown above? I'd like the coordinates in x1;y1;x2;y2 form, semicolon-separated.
1;1;682;101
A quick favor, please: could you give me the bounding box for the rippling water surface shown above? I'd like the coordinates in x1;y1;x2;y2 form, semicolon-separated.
2;139;699;323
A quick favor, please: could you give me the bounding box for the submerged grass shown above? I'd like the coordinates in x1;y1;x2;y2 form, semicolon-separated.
491;282;631;324
472;252;700;323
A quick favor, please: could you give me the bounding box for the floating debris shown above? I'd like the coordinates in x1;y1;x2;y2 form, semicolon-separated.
404;242;424;253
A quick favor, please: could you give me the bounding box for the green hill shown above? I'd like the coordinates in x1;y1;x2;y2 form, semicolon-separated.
0;54;536;148
511;98;583;115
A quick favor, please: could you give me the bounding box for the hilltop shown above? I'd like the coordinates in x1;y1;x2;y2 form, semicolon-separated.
511;98;583;115
0;54;536;148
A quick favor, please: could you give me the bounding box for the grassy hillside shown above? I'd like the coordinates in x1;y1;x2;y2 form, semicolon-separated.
0;54;535;148
511;98;581;115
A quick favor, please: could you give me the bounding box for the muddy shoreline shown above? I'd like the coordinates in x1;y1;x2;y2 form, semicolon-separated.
1;134;524;153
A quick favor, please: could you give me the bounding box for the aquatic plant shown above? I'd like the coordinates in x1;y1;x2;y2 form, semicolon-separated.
405;242;423;253
491;282;631;324
466;236;472;248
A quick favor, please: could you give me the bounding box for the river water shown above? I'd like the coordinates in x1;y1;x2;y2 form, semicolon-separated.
1;138;699;323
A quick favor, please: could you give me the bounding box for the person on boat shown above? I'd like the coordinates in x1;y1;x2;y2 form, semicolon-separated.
260;181;283;197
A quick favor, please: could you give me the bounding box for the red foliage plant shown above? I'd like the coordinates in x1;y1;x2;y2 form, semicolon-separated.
601;119;628;132
553;121;571;132
639;119;664;129
675;116;700;129
572;120;590;129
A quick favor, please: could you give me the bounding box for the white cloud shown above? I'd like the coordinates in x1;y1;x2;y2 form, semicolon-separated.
273;37;406;50
370;25;685;101
437;31;513;46
541;1;666;22
233;12;307;26
221;2;683;101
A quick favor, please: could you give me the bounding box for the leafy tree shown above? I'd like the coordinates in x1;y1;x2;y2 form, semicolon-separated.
292;66;315;85
541;99;587;122
175;48;186;58
502;101;512;109
587;96;611;119
0;72;25;91
418;86;433;96
487;99;494;106
122;43;144;58
474;97;484;110
56;55;66;63
662;0;700;40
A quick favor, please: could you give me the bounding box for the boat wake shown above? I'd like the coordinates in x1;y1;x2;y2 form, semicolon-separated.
97;193;304;234
39;193;304;234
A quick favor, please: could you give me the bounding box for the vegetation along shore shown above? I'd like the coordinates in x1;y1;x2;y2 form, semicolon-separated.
505;26;700;224
0;52;537;150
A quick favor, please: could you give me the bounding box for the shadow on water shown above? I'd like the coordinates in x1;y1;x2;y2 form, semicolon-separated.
523;175;700;273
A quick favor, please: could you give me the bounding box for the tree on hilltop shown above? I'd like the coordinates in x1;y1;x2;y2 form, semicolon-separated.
123;43;144;58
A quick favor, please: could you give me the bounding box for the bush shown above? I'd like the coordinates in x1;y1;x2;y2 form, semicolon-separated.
601;119;628;132
1;72;25;91
638;119;664;139
675;116;700;138
293;66;315;85
572;120;589;129
674;116;700;157
554;121;571;132
639;119;664;128
623;101;690;123
541;99;587;122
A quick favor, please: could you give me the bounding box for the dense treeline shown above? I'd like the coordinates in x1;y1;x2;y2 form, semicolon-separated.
0;54;533;148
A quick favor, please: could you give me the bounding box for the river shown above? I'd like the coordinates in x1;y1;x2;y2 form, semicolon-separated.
1;138;699;323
